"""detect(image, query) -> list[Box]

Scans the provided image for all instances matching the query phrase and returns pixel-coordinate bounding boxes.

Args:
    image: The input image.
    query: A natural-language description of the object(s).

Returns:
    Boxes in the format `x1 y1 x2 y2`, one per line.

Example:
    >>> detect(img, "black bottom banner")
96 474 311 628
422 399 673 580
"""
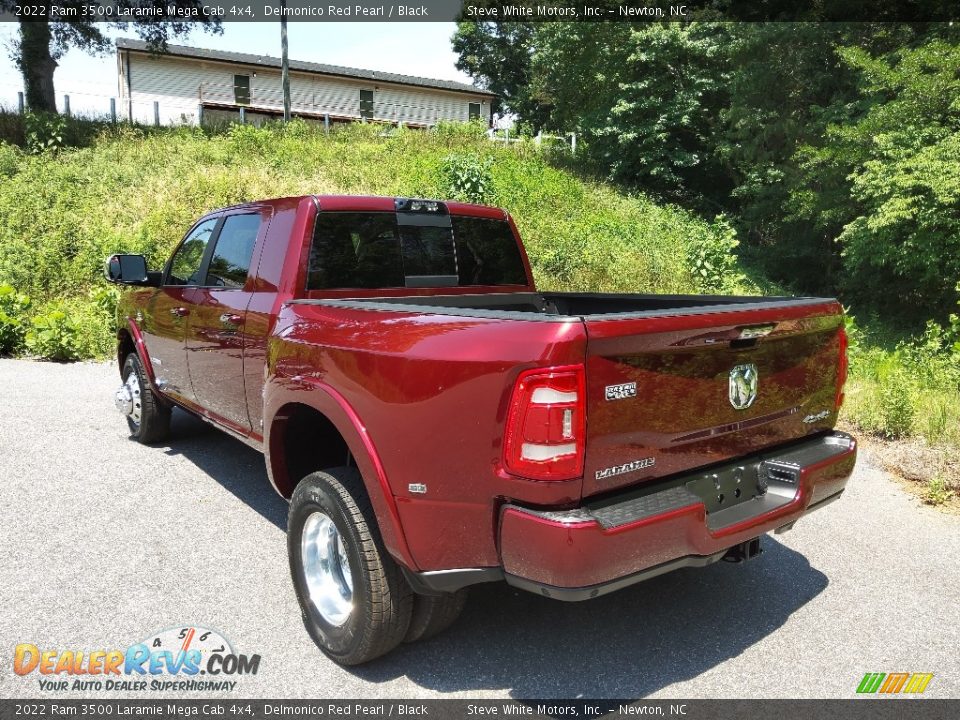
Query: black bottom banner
0 699 956 720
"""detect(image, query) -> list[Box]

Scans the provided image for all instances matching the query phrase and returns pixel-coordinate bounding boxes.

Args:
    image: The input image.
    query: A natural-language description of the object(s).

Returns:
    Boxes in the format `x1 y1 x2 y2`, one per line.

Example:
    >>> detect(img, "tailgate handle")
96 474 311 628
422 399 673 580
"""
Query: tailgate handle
737 324 775 339
730 324 776 350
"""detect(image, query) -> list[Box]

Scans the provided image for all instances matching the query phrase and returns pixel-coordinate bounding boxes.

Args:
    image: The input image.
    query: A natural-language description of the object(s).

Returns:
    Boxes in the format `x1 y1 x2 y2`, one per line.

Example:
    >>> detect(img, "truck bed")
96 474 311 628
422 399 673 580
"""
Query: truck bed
285 290 844 499
293 291 834 320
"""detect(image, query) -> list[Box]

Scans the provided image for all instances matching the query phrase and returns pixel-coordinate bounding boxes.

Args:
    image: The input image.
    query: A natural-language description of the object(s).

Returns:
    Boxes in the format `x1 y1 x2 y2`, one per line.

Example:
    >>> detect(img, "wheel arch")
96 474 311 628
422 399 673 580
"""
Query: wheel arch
265 383 417 571
117 328 136 374
118 318 159 390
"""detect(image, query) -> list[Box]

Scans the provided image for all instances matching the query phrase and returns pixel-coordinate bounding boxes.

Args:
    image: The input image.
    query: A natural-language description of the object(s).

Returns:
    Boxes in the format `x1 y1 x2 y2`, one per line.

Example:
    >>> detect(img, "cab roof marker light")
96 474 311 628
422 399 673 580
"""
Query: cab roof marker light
395 198 448 214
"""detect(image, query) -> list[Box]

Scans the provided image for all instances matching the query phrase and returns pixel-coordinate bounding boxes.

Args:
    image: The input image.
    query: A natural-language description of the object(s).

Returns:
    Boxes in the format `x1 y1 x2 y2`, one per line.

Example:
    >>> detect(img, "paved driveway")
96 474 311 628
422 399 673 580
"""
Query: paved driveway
1 359 957 699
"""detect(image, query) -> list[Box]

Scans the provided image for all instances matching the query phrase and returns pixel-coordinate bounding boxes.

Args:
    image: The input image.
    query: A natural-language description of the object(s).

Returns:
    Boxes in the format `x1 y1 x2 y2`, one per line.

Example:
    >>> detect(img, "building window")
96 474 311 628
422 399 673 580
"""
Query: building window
469 102 482 121
359 90 374 120
234 75 250 106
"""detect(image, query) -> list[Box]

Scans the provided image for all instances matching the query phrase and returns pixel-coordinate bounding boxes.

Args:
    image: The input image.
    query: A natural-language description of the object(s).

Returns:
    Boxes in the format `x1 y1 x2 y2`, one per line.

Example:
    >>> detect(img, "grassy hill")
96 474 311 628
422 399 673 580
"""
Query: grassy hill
0 116 957 483
0 118 745 356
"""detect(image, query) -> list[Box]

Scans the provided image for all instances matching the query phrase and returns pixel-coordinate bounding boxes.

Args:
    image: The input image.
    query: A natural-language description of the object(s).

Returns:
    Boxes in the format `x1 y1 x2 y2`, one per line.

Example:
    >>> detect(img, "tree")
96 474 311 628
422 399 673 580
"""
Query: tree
529 22 634 136
535 22 731 201
3 1 220 113
451 20 547 130
810 39 960 319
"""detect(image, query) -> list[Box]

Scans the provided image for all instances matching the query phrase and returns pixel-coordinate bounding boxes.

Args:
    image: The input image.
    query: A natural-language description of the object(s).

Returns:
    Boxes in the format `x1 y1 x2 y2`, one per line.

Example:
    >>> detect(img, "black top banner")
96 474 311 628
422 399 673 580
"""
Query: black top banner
2 0 958 23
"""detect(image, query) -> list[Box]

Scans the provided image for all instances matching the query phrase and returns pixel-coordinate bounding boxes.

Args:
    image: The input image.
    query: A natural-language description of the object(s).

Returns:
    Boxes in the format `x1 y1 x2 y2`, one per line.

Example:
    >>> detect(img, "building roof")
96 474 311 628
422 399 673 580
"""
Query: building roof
115 38 495 98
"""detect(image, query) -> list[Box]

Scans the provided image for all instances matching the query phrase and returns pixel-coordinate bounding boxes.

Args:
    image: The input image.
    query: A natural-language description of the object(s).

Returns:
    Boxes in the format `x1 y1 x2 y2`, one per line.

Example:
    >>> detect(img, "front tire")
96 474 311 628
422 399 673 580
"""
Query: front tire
121 353 170 444
288 468 412 665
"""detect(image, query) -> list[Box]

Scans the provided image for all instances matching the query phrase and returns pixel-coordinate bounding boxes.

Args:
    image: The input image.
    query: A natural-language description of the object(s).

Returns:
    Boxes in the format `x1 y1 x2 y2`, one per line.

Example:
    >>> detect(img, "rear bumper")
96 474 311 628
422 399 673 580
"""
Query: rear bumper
498 431 856 601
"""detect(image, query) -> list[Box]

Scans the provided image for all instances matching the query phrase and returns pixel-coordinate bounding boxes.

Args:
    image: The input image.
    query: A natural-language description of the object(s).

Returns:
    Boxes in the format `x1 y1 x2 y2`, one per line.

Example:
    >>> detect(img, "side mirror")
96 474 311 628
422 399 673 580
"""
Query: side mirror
105 254 149 285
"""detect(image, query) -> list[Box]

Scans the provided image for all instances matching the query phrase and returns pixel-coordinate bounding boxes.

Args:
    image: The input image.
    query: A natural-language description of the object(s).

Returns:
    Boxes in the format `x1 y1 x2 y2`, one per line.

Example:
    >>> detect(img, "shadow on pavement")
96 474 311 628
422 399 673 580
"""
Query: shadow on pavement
160 408 288 531
353 538 827 699
154 409 828 699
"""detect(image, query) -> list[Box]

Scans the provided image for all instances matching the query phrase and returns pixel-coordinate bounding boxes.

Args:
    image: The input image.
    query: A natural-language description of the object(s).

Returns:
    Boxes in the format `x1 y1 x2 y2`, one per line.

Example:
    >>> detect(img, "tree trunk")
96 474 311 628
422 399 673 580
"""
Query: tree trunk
17 19 58 113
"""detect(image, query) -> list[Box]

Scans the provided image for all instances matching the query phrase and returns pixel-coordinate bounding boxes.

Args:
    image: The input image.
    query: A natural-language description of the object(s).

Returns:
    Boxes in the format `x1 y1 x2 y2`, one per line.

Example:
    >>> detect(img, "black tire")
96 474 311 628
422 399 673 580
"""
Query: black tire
404 589 468 643
288 468 412 665
122 353 170 444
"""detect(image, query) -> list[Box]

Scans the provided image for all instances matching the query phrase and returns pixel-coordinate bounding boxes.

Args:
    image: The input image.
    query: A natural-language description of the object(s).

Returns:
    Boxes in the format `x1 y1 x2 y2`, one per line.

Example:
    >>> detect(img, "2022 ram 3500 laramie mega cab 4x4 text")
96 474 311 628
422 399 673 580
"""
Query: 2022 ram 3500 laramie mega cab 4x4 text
106 195 856 664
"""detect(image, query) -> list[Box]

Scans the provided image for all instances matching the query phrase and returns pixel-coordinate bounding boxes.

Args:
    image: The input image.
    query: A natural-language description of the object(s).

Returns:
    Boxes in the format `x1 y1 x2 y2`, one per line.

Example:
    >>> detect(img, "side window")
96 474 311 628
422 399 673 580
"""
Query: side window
307 213 403 289
234 75 250 106
468 102 482 121
205 213 261 288
359 90 374 120
167 219 217 286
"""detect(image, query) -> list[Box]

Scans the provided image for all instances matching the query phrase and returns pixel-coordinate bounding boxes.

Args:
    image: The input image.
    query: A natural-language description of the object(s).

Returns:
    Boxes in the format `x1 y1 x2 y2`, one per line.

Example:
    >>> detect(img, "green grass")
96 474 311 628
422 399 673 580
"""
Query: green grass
0 116 742 357
842 321 960 450
1 112 957 462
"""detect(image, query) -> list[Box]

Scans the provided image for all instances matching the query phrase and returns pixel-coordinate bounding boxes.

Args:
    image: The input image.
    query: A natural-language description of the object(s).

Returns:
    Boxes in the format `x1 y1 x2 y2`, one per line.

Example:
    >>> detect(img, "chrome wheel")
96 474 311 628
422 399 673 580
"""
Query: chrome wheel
301 511 354 626
116 370 143 427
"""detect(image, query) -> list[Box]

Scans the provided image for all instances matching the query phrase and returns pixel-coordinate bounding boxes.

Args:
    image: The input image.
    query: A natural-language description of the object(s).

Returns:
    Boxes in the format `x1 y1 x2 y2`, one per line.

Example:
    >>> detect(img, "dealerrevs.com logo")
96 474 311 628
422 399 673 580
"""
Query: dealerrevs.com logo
13 626 260 692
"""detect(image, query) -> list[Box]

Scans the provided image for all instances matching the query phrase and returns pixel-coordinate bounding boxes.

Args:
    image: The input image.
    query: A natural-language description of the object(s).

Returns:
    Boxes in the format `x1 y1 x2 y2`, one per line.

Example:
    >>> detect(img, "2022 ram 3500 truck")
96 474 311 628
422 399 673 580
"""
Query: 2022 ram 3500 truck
106 195 856 664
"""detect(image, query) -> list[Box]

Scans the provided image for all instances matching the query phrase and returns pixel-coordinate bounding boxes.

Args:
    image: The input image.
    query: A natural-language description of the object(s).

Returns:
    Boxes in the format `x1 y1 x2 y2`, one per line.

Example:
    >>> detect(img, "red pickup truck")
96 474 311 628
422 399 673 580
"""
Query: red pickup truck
106 195 856 664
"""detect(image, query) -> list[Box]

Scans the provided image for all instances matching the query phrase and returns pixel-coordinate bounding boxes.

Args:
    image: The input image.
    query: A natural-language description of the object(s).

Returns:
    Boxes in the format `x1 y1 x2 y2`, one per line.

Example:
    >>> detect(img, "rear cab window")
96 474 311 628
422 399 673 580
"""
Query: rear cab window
307 209 527 291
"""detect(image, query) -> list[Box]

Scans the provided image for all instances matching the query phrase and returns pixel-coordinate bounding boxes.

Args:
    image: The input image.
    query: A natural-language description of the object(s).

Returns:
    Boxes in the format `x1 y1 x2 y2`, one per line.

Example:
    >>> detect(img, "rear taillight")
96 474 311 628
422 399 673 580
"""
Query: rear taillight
503 365 586 481
836 326 849 409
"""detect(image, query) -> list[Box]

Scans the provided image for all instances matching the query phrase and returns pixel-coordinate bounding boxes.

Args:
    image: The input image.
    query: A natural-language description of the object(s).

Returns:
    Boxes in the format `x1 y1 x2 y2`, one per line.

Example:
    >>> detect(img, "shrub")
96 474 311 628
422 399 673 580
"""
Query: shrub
0 141 21 178
876 362 916 439
947 282 960 353
686 215 742 293
227 122 273 155
924 475 954 506
73 287 121 358
25 308 81 361
0 283 31 355
24 111 66 155
440 153 495 204
89 284 120 320
430 119 489 145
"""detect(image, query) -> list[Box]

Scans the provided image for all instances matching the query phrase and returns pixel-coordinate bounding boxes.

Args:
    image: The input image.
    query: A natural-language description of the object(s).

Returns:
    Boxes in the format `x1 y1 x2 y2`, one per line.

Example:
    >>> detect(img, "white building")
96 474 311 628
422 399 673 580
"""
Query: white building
115 38 495 127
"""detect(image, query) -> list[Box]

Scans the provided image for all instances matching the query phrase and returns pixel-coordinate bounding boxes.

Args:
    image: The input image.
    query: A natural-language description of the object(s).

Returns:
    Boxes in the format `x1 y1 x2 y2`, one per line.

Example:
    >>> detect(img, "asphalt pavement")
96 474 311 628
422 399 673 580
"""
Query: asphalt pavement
1 358 958 700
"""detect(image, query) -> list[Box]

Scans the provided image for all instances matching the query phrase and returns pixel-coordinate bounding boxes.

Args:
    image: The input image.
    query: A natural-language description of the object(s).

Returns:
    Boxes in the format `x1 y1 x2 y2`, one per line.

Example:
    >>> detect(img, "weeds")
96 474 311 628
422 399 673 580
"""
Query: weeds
0 284 31 355
924 475 955 506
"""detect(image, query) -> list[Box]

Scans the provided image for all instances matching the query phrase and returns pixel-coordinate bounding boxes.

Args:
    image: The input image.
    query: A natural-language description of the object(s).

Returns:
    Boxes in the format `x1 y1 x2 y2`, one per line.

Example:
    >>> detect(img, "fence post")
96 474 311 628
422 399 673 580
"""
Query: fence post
197 104 203 127
153 101 160 126
570 132 577 155
239 106 246 125
18 91 24 114
110 98 116 123
324 114 330 135
64 95 71 116
505 128 509 144
535 131 542 146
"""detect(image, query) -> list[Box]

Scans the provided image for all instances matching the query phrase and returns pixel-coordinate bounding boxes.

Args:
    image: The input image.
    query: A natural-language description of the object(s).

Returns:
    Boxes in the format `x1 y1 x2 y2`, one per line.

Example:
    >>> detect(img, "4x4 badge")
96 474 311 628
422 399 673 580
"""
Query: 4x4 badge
729 364 758 410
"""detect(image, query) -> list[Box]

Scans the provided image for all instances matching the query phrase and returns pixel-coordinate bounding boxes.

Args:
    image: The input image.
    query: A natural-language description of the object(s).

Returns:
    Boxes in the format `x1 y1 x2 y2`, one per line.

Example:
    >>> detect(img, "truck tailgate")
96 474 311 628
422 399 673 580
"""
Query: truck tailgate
581 301 845 499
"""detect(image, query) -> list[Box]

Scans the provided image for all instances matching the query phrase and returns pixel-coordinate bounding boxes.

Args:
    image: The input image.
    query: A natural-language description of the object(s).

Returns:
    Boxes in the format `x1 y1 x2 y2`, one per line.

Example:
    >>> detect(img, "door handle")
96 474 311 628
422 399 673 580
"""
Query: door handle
219 313 243 326
170 307 189 318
